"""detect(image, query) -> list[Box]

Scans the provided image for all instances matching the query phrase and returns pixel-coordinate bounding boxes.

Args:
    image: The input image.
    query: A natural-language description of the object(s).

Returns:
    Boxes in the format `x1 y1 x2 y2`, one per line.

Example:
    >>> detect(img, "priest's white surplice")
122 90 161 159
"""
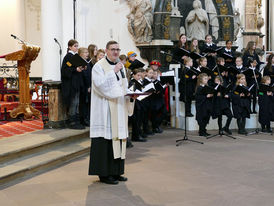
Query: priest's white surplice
89 58 134 141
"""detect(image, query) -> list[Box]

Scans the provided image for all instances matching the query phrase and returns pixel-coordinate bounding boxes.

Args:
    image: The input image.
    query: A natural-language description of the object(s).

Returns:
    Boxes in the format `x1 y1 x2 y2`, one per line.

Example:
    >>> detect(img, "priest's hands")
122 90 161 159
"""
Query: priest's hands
114 62 124 73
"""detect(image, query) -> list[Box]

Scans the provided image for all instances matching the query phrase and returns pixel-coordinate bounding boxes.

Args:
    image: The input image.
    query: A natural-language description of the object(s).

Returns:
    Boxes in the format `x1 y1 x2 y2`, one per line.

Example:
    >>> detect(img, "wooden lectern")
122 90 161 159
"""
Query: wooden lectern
1 44 41 120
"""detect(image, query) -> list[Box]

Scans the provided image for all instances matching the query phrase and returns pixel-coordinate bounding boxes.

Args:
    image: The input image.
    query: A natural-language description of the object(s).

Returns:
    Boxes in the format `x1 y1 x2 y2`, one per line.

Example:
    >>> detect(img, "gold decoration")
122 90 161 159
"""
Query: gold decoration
220 4 228 15
166 0 172 12
164 29 170 39
216 0 223 4
224 32 230 41
223 17 230 29
164 15 170 26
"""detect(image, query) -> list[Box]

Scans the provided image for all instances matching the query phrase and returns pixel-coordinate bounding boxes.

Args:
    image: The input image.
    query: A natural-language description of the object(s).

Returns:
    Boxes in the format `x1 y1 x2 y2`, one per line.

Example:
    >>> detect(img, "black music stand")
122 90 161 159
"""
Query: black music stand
160 51 204 146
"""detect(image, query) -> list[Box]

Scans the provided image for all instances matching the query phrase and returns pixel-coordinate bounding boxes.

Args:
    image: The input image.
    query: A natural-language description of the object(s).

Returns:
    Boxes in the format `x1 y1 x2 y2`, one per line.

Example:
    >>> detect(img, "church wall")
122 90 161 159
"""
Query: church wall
75 0 148 65
0 0 26 64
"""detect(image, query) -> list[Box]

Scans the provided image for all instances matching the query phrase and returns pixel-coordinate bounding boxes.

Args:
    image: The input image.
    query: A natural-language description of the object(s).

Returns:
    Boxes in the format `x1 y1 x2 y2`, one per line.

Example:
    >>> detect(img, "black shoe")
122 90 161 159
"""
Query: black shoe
99 176 119 185
199 132 207 137
156 127 163 133
113 175 128 182
266 128 272 133
252 111 257 114
141 133 148 138
223 127 232 135
186 112 194 117
132 136 147 142
126 140 134 148
261 128 267 133
238 130 247 135
205 132 211 136
69 123 85 130
153 127 163 134
219 130 224 135
144 131 154 136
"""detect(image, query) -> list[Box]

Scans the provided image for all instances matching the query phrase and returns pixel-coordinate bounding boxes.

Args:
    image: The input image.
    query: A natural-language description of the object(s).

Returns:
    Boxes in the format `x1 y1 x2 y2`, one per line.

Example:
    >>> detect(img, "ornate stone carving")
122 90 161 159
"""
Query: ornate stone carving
185 0 209 41
127 0 153 43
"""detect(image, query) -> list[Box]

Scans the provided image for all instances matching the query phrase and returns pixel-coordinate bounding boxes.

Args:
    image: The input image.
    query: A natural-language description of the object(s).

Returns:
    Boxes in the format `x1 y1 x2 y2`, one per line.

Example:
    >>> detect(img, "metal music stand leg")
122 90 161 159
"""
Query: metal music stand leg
207 131 236 140
176 74 203 146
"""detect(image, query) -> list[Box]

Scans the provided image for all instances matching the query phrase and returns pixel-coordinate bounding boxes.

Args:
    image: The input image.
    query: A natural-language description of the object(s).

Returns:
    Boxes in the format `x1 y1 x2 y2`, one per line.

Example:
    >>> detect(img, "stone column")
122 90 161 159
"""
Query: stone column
41 0 63 81
242 0 264 48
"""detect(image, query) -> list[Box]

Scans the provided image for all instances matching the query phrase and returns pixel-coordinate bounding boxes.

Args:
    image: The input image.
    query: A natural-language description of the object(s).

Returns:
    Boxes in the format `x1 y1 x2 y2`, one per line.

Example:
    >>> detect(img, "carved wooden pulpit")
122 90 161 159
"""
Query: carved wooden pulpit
1 44 41 120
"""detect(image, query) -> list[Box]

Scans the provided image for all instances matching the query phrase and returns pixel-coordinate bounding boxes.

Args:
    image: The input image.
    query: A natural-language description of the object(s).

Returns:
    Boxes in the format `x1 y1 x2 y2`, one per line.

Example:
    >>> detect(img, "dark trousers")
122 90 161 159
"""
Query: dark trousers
237 117 246 131
88 138 124 177
151 106 167 130
198 116 210 134
217 108 233 130
131 107 142 139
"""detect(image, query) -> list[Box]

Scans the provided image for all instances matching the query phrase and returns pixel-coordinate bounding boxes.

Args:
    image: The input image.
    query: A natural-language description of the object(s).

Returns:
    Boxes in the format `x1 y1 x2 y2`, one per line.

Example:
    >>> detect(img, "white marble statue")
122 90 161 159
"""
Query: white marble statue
205 0 219 40
127 0 153 43
185 0 209 41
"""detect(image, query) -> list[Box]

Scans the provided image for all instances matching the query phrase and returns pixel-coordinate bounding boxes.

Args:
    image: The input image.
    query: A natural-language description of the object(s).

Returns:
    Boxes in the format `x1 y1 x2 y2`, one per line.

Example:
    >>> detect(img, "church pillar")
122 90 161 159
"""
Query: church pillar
41 0 63 81
242 0 264 48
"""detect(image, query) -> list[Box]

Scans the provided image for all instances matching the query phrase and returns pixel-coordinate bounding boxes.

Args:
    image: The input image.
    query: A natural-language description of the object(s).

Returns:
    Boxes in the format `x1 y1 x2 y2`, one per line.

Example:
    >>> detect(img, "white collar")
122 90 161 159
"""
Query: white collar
225 48 231 52
206 43 213 47
68 50 76 55
236 65 242 69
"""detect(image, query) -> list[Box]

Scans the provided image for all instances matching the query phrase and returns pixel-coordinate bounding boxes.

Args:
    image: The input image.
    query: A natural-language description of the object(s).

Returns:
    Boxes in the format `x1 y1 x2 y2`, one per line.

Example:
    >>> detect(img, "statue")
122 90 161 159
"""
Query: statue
234 9 241 41
205 0 219 40
185 0 209 41
127 0 153 43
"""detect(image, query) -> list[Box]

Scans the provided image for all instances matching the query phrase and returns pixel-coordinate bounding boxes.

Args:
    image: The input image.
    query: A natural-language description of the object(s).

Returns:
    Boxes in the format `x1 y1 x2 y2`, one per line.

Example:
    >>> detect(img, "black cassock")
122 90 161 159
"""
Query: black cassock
258 92 273 125
212 94 232 119
88 138 124 177
200 43 218 70
263 65 274 84
231 87 251 119
195 86 213 126
61 52 84 106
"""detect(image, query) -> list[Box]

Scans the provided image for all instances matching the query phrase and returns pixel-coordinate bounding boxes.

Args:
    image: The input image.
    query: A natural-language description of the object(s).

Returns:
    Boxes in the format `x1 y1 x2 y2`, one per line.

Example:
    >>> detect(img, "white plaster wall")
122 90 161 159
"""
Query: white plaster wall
25 0 42 77
0 0 25 65
75 0 147 65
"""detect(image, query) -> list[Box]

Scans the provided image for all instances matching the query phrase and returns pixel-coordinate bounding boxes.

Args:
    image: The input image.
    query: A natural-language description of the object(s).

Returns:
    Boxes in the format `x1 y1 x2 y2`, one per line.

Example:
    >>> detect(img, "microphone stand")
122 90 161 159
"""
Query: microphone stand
11 34 25 44
54 38 62 69
160 51 204 145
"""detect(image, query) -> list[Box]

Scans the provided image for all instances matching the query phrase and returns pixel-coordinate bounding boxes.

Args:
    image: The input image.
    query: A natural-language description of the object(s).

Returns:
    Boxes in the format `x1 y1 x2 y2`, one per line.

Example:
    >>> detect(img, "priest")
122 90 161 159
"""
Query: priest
88 40 135 185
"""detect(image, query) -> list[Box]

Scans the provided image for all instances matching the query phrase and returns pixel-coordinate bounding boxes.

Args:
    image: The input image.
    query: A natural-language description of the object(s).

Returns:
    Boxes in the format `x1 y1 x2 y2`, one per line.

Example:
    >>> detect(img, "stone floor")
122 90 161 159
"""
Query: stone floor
1 128 274 206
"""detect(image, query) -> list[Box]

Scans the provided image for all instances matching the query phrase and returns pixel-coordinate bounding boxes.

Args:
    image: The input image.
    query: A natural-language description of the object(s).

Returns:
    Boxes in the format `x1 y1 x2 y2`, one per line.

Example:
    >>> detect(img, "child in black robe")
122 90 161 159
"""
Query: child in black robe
231 74 251 135
129 69 147 142
179 57 197 117
258 76 273 133
212 76 233 135
195 73 214 136
61 39 85 129
151 70 167 133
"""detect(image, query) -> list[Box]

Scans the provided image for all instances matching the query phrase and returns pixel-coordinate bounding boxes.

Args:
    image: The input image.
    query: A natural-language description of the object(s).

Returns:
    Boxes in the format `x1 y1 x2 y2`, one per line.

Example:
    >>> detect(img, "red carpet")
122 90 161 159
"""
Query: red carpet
0 119 43 139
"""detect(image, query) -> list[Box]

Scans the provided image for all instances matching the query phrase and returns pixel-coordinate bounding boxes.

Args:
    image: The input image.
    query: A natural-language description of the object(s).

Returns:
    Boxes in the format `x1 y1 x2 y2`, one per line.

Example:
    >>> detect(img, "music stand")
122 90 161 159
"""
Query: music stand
160 51 204 146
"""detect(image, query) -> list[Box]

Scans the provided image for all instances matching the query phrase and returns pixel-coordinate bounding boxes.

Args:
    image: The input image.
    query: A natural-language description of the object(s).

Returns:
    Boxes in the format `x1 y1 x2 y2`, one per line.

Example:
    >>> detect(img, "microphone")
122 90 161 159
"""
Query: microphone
10 34 25 44
54 38 61 46
116 58 125 78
